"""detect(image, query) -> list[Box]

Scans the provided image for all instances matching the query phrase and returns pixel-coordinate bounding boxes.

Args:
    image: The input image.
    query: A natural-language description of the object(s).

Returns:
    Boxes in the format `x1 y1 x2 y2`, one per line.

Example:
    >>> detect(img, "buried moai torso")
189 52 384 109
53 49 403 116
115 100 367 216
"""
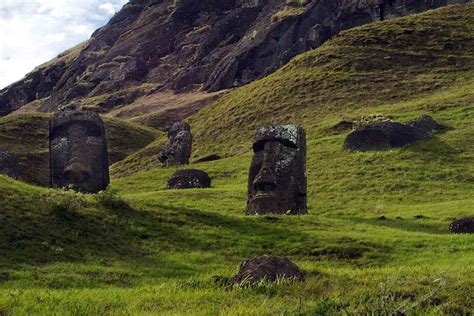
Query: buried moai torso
246 125 307 215
0 150 19 179
49 110 109 193
159 122 192 167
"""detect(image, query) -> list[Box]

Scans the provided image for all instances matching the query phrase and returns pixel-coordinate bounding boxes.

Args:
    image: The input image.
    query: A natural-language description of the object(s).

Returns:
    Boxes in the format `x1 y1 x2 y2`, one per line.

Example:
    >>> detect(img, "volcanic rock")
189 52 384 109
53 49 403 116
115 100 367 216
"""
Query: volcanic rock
408 115 444 133
1 0 469 116
449 216 474 234
0 150 19 179
343 121 431 151
231 255 304 286
167 169 211 189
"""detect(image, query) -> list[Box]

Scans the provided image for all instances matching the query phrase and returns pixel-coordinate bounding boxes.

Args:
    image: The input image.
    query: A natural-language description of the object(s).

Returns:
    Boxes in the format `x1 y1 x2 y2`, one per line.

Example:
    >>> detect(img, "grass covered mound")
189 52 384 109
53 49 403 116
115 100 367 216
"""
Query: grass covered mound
0 4 473 315
187 3 474 158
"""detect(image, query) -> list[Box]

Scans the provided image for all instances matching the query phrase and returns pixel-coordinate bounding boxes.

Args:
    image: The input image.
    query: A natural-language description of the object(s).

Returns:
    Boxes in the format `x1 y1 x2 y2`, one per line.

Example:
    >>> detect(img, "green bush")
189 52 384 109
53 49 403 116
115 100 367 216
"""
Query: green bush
41 189 86 218
94 186 131 210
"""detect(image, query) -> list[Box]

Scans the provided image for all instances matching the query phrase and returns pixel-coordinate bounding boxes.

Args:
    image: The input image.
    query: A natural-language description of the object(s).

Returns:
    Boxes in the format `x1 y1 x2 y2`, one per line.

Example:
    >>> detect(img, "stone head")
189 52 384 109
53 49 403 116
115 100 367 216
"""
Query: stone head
247 125 307 215
49 110 109 193
159 121 192 167
168 121 191 141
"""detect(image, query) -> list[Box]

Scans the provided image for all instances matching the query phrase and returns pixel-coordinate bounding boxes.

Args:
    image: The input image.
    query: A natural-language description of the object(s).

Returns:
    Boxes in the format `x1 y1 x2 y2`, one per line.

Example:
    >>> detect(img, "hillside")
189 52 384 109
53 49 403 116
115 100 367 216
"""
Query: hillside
0 0 470 121
0 3 473 315
112 2 474 176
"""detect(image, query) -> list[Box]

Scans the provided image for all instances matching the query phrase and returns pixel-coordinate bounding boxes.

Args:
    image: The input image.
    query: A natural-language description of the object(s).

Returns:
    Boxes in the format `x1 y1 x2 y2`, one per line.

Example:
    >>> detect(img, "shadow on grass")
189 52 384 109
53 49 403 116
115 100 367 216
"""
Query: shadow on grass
348 216 448 234
0 200 312 276
140 203 314 256
404 134 460 163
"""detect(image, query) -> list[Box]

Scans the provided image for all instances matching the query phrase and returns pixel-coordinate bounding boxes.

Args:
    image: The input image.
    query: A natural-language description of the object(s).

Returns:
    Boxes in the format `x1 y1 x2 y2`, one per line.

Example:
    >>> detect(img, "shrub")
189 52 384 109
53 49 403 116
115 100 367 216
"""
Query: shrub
41 189 86 219
95 186 131 210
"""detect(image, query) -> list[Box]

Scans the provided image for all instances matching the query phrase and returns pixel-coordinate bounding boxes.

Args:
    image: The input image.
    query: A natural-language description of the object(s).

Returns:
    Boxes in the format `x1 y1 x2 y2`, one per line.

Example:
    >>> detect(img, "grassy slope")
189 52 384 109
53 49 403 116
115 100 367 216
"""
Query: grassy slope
0 4 474 315
0 113 160 185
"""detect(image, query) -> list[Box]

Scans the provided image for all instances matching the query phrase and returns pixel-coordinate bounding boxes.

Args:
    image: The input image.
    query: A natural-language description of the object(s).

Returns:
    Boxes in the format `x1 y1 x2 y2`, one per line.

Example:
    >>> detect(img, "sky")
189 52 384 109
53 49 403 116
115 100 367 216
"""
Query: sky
0 0 128 89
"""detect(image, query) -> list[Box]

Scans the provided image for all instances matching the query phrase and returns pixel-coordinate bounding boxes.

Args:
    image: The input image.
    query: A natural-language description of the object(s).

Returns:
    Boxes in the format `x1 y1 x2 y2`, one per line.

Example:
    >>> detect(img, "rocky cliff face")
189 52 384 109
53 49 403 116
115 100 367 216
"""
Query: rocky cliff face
0 0 470 116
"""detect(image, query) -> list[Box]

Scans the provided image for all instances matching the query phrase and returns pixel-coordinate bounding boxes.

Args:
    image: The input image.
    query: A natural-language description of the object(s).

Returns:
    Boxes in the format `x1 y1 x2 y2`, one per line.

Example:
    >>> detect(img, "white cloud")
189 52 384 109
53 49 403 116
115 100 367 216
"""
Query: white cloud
0 0 129 89
100 3 117 15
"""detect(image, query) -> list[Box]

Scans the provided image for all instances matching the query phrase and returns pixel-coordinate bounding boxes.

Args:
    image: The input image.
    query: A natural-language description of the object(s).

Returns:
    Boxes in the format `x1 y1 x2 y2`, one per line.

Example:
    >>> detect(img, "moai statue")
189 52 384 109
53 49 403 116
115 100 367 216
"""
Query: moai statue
0 150 19 179
246 125 307 215
159 122 192 167
49 110 109 193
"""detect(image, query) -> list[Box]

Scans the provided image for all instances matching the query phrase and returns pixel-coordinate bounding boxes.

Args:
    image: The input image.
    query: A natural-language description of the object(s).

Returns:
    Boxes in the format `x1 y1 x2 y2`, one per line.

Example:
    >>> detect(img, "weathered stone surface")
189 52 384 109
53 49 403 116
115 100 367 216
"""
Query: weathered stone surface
449 216 474 234
49 110 109 193
159 122 192 167
0 61 67 116
0 150 18 179
343 121 431 152
408 115 444 133
247 124 307 215
167 169 211 189
204 0 472 92
89 56 148 96
1 0 470 115
231 255 304 286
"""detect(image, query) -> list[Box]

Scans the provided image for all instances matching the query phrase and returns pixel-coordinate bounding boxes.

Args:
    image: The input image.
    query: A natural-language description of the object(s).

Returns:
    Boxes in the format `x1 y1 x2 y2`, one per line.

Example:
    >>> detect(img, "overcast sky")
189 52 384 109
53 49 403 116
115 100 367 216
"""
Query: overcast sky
0 0 128 89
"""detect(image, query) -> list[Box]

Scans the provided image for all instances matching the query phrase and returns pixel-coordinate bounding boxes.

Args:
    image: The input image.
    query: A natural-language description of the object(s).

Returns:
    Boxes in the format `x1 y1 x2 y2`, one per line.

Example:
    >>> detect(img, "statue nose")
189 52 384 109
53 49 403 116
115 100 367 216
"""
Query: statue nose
253 165 277 192
63 163 91 184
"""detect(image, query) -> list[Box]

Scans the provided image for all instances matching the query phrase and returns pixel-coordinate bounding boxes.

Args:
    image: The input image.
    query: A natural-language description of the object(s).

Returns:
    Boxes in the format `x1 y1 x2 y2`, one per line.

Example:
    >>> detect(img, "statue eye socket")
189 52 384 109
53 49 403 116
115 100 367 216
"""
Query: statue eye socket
253 141 265 152
52 128 67 139
252 139 297 152
86 124 101 137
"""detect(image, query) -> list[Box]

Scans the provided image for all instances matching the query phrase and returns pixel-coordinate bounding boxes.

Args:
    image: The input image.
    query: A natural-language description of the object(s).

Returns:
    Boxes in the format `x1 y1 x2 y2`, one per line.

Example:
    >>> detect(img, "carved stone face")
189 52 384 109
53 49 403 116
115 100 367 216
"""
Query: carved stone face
49 110 109 193
247 125 307 215
159 121 192 167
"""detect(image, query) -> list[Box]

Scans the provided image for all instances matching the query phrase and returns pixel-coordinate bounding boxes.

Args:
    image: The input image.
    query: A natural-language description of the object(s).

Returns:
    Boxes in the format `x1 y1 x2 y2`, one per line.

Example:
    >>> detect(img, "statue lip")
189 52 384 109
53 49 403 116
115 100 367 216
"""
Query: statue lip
251 192 277 200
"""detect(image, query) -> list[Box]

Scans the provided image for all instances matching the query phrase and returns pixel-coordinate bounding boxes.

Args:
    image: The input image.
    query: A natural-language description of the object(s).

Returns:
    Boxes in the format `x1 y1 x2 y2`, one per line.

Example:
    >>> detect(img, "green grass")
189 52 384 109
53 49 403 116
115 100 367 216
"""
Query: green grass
0 4 474 315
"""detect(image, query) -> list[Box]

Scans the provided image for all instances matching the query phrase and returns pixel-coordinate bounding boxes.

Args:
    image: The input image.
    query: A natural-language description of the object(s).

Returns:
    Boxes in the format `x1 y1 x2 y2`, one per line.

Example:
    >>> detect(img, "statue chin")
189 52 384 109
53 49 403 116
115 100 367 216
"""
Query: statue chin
63 182 92 193
247 195 289 215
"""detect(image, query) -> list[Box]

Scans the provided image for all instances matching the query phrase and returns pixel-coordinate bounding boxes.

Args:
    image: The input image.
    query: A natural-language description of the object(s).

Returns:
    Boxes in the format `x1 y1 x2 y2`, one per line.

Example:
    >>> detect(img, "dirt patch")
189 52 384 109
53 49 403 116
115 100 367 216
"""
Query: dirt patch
108 90 225 130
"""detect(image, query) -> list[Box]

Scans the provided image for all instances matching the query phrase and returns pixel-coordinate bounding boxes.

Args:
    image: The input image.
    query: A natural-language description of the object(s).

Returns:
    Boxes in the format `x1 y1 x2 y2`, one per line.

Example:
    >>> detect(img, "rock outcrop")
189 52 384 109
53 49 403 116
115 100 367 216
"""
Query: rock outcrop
1 0 471 116
343 115 445 151
408 115 445 133
450 216 474 234
167 169 211 189
343 121 432 151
